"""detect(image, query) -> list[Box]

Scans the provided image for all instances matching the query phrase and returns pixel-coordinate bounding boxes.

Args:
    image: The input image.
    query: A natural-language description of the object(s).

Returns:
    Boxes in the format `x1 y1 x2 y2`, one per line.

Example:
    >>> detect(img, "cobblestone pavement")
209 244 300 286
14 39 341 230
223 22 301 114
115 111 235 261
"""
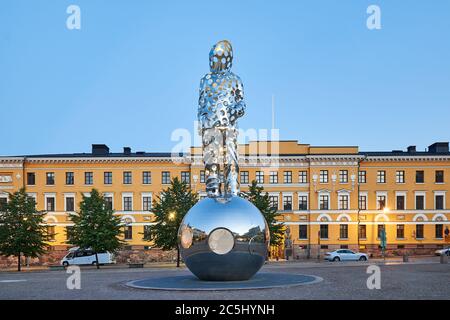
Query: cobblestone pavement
0 259 448 300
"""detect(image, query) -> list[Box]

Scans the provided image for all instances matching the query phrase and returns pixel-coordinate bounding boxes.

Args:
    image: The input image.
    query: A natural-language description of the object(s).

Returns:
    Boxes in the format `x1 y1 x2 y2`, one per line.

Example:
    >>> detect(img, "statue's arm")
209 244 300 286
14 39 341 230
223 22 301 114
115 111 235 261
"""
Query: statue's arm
234 77 246 118
198 77 208 135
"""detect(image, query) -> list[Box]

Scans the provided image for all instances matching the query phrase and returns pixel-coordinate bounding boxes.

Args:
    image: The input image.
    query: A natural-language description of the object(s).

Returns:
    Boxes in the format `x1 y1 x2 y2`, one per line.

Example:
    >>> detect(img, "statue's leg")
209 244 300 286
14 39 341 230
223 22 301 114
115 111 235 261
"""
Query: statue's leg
203 128 222 197
224 128 239 196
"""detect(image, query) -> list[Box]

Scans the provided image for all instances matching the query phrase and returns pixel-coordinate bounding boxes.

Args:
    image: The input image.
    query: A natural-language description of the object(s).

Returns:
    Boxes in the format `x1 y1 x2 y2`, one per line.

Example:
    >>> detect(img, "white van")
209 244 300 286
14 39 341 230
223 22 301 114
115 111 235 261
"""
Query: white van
61 248 116 266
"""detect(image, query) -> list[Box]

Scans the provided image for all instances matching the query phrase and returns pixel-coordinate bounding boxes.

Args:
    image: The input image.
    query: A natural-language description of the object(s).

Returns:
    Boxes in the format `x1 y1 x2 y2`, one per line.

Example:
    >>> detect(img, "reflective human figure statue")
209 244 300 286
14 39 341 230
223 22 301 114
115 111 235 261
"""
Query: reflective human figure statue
198 40 246 197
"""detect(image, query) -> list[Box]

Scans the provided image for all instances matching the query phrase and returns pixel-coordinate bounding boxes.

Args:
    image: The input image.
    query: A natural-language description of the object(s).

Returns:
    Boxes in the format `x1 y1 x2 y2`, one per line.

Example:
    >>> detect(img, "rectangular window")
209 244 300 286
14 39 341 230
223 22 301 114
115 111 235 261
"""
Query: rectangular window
298 171 308 184
359 195 367 210
435 170 444 183
319 170 328 183
270 171 278 184
416 170 425 183
283 195 292 211
65 197 74 212
269 196 279 210
283 171 292 184
46 226 56 241
416 224 424 239
46 172 55 185
339 194 349 210
200 171 205 183
416 195 425 210
124 226 133 240
66 226 74 243
396 195 405 210
181 171 190 184
123 171 132 184
255 171 264 184
435 195 444 210
339 224 348 239
358 171 367 184
27 172 36 185
85 172 93 185
339 170 348 183
435 224 443 239
319 195 329 210
162 171 171 184
65 172 74 185
142 171 152 184
397 224 405 239
123 196 132 211
299 225 308 240
104 196 113 210
143 225 151 239
298 196 308 210
396 171 405 184
104 172 112 185
46 197 55 212
143 196 152 211
359 225 367 239
240 171 249 184
377 195 386 210
377 171 386 184
320 225 328 239
377 225 385 239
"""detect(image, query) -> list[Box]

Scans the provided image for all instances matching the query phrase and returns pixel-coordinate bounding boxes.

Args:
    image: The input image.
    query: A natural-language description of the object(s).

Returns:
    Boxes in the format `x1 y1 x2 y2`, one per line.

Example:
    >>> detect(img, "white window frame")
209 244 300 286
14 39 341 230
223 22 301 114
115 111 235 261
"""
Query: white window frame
434 191 446 210
376 191 388 210
337 191 350 210
103 192 114 210
141 192 153 211
268 192 280 211
318 191 331 210
63 193 76 212
298 192 309 211
359 192 368 210
395 191 407 211
122 192 133 211
414 191 426 210
44 193 56 212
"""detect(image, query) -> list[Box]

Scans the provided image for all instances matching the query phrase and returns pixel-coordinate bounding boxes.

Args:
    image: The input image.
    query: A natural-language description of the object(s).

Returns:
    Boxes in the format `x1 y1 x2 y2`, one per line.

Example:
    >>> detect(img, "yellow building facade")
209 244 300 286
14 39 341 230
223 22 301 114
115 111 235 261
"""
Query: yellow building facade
0 141 449 258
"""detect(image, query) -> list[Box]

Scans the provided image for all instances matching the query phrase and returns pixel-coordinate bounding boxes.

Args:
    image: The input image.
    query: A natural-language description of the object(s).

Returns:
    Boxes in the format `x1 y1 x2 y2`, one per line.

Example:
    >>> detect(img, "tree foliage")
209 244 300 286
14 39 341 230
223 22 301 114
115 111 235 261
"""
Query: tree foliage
0 188 47 271
241 180 285 246
143 177 198 266
68 189 124 268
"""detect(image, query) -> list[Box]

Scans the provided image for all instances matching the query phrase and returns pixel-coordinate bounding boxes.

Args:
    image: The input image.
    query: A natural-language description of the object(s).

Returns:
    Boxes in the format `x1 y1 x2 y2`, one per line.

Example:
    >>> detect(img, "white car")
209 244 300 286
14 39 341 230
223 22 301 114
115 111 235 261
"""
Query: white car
434 247 450 256
325 249 369 262
61 247 116 266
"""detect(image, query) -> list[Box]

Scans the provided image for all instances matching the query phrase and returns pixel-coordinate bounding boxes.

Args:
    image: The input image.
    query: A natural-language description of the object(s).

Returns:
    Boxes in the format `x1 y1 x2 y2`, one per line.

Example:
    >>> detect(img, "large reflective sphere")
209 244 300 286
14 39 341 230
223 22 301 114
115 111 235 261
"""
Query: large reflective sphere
178 196 269 281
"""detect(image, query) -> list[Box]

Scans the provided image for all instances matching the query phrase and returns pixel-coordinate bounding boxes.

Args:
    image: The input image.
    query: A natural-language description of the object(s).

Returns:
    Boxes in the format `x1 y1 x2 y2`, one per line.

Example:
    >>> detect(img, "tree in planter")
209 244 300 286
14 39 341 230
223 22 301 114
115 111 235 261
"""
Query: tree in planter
0 188 47 272
143 177 198 267
68 189 124 269
241 180 285 249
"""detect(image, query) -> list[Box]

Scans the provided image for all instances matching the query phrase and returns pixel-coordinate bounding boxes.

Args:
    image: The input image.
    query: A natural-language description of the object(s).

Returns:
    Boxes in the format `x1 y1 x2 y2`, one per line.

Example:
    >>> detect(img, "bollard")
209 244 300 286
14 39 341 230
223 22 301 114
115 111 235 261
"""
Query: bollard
440 254 448 264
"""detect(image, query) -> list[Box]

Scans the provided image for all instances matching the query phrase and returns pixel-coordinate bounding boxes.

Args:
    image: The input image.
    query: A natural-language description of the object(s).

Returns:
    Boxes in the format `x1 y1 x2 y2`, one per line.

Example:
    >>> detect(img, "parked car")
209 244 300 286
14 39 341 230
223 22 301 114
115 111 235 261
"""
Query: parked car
434 247 450 256
324 249 369 262
61 247 116 266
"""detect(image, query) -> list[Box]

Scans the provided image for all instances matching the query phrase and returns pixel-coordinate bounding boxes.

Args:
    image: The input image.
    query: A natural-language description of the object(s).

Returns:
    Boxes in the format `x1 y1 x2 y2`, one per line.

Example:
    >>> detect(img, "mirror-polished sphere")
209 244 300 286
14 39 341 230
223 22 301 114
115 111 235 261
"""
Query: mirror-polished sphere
178 196 270 281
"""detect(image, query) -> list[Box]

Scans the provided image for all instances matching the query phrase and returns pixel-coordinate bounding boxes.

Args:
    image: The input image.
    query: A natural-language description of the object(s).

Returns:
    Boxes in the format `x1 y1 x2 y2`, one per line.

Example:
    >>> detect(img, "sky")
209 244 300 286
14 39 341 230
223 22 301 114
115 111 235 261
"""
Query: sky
1 0 449 156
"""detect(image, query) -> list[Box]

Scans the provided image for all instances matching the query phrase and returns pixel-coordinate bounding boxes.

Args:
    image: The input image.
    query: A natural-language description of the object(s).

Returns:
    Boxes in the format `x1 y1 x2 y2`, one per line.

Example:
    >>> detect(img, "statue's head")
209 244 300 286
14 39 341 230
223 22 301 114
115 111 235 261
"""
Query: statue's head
209 40 233 73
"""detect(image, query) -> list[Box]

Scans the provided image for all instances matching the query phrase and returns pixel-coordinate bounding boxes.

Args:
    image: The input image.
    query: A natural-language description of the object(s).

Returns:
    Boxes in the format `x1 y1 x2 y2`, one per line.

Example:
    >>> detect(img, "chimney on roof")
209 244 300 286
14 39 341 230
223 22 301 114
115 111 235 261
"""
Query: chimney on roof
92 144 109 155
123 147 131 155
428 142 449 153
407 146 416 153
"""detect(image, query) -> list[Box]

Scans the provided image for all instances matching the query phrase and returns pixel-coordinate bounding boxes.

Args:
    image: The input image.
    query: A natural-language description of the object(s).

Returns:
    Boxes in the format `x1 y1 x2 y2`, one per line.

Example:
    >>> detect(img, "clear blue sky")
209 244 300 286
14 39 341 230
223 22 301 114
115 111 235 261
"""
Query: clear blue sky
1 0 449 156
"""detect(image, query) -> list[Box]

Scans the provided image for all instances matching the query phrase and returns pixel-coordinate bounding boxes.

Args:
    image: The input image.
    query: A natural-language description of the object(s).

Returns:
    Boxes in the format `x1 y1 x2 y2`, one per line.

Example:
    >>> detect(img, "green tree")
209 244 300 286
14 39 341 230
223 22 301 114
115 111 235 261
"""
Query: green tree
241 180 285 247
143 177 198 267
68 189 124 269
0 188 47 272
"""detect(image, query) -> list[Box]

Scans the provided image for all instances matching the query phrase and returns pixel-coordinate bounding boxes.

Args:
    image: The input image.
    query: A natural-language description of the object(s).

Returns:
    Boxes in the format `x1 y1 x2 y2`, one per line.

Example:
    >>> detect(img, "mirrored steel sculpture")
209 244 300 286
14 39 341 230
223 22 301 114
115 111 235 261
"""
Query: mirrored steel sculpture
178 40 269 281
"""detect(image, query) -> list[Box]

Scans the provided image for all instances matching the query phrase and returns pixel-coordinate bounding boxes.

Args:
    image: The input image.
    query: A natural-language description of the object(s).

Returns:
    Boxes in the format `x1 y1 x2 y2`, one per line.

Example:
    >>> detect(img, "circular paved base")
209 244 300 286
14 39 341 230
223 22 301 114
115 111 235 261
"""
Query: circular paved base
126 272 322 291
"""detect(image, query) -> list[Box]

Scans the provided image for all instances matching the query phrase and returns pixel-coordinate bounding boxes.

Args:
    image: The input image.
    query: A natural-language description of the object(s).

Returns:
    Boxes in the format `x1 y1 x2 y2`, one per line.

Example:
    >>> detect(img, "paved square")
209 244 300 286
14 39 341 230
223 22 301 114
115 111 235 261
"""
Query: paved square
0 260 448 300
